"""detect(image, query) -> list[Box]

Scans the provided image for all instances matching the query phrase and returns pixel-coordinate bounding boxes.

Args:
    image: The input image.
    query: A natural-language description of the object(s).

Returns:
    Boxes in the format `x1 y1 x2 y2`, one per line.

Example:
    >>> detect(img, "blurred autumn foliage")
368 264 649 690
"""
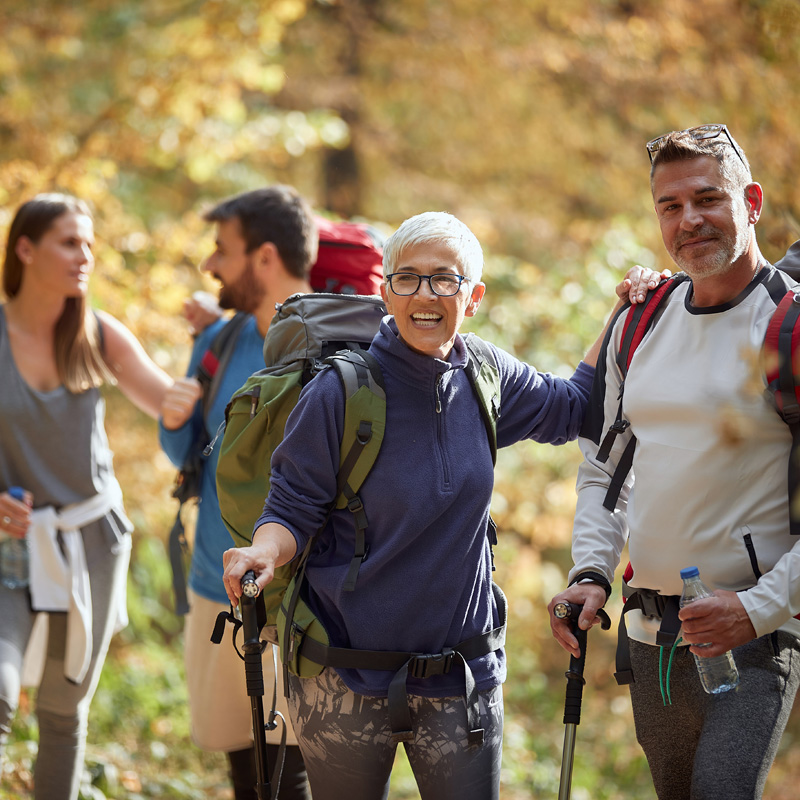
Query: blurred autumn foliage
2 0 800 797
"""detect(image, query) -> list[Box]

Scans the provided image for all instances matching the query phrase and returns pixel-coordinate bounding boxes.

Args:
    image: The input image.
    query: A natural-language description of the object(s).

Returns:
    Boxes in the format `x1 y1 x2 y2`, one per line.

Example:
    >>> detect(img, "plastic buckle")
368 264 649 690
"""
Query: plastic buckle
781 402 800 426
347 496 365 515
609 419 630 435
409 649 454 679
637 589 666 620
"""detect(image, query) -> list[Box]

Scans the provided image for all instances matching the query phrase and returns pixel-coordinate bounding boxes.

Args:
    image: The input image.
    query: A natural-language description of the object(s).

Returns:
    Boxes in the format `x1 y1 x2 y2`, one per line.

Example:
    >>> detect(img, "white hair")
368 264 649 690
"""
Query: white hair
382 212 484 283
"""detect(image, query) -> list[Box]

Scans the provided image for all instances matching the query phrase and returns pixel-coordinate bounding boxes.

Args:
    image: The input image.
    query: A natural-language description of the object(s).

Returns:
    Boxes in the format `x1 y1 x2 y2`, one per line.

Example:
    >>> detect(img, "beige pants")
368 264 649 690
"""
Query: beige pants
183 589 297 751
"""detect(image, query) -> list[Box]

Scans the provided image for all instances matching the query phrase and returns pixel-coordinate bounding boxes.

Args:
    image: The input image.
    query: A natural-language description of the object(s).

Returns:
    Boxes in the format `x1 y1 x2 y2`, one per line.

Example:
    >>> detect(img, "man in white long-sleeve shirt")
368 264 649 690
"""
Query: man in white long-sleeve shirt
548 125 800 800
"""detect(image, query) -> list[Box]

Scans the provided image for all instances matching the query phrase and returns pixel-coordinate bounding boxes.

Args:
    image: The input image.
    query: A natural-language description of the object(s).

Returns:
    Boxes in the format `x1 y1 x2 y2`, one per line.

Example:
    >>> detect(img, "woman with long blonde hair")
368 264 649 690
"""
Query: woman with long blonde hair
0 193 172 799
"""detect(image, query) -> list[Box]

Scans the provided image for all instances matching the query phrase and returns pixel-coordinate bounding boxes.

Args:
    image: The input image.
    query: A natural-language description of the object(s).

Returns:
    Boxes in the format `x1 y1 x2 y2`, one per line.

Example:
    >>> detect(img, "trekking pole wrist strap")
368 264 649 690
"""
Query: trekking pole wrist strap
569 571 612 600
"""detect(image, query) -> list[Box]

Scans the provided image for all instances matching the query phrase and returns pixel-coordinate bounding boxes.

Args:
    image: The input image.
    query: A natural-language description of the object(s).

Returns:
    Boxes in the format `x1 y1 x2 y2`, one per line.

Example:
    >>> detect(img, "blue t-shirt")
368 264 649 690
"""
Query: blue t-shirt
159 315 265 605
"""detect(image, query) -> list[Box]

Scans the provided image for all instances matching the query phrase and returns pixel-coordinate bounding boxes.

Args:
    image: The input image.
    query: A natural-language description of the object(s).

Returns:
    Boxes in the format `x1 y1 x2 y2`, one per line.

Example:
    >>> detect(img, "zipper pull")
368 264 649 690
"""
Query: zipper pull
288 622 301 661
435 375 442 414
249 385 261 419
203 419 227 456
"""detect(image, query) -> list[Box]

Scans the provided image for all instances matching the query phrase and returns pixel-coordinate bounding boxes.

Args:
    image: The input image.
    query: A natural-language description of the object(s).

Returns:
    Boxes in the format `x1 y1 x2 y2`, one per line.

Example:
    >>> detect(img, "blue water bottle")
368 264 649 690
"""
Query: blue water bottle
0 487 30 590
679 566 739 694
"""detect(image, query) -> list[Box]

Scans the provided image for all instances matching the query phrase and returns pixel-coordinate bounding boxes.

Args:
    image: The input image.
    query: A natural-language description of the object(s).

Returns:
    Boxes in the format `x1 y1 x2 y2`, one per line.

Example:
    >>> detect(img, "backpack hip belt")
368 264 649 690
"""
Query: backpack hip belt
613 586 681 686
296 580 508 746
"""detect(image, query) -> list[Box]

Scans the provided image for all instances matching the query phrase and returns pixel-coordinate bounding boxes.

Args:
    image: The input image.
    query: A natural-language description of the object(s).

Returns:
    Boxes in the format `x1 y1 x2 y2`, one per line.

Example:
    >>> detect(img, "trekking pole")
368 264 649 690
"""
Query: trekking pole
241 570 271 800
554 602 611 800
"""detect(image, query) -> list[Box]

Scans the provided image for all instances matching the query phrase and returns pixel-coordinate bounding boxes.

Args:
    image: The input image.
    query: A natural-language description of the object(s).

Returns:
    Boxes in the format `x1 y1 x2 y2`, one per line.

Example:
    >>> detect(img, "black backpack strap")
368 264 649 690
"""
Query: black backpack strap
197 311 250 416
326 349 386 591
168 512 192 616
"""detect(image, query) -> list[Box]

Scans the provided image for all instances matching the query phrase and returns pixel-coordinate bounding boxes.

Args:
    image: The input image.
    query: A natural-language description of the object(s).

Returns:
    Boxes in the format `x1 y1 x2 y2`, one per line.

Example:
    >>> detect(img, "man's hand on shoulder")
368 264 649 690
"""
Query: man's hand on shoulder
617 265 673 306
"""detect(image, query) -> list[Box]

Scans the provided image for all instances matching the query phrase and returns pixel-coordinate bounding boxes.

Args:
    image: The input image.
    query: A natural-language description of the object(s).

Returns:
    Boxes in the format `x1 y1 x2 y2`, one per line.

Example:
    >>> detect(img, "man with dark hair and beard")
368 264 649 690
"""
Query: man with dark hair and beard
160 186 316 800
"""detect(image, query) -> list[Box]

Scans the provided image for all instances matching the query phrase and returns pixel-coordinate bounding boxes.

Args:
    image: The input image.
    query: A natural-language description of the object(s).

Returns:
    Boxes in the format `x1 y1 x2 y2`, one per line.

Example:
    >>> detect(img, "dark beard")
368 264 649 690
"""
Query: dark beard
217 259 264 313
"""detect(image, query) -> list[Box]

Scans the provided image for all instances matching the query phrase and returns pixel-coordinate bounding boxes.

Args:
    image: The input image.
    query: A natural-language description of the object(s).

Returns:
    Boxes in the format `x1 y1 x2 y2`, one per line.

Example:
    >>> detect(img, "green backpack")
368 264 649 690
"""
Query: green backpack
214 293 387 640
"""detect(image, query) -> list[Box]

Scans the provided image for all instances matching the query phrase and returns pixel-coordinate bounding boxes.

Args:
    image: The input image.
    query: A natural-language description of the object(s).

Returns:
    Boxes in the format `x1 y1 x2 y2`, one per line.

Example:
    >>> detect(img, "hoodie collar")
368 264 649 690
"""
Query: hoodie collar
371 317 467 388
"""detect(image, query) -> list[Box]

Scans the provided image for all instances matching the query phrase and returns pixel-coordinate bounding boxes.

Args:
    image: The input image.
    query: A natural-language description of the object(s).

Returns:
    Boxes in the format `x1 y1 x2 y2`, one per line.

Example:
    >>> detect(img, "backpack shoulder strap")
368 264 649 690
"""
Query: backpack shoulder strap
763 280 800 535
462 334 503 569
616 273 689 377
765 286 800 426
598 274 687 511
326 348 387 591
328 348 386 494
463 333 501 466
196 311 250 418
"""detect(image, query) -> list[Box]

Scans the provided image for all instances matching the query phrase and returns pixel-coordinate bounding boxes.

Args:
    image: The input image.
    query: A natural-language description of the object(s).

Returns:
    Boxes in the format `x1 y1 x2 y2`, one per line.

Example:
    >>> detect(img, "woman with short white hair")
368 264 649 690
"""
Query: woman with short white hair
223 211 657 800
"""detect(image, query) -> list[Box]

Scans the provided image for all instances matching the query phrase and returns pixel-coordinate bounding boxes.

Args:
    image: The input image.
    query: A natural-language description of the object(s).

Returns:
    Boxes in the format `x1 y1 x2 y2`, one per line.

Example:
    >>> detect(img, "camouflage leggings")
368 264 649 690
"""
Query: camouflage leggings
287 668 503 800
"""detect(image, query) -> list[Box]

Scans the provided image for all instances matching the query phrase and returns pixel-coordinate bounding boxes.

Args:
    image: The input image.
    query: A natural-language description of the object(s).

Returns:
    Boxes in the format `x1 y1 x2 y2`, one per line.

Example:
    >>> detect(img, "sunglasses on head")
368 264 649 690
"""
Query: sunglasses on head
646 124 746 167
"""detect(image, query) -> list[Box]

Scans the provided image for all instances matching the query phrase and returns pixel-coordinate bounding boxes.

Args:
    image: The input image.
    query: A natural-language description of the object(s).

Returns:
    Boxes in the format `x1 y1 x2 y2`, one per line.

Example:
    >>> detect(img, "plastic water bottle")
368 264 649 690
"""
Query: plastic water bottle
679 566 739 694
0 487 30 590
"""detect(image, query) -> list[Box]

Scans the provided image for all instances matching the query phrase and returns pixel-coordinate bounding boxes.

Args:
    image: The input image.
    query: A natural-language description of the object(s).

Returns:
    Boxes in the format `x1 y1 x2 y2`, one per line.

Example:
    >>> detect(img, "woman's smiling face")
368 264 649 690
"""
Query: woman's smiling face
380 240 485 360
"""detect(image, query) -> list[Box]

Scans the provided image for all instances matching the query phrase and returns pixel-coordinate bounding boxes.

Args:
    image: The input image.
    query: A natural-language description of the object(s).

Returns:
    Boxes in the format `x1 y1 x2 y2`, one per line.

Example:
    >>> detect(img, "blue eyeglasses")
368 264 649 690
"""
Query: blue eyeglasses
646 124 746 167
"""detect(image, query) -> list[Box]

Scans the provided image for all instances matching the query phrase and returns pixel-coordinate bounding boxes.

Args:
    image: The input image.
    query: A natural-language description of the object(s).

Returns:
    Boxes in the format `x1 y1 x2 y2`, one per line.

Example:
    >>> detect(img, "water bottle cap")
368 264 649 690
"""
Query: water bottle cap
8 487 25 501
680 566 700 579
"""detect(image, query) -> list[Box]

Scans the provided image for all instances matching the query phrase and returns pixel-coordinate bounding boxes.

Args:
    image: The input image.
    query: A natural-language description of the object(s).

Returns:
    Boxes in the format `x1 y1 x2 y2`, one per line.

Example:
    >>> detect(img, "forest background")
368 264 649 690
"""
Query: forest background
2 0 800 797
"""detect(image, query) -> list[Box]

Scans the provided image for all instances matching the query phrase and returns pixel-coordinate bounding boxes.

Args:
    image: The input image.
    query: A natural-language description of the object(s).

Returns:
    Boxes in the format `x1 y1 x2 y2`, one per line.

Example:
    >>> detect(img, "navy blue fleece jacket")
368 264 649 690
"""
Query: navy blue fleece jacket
256 317 594 698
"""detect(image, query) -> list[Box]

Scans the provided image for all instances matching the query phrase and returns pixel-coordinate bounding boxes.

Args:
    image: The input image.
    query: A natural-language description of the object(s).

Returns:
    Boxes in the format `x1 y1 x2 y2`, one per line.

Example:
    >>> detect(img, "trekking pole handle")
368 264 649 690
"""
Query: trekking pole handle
239 572 266 699
554 602 611 630
242 570 260 598
554 603 611 726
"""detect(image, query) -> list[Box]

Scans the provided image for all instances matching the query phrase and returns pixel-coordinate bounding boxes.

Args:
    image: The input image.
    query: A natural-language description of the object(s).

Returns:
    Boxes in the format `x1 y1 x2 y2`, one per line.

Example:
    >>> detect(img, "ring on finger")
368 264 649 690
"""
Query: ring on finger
2 516 10 526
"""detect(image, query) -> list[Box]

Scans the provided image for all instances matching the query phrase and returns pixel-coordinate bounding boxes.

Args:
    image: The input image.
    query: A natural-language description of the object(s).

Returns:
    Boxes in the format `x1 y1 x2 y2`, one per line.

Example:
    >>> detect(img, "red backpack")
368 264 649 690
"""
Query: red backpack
310 217 385 296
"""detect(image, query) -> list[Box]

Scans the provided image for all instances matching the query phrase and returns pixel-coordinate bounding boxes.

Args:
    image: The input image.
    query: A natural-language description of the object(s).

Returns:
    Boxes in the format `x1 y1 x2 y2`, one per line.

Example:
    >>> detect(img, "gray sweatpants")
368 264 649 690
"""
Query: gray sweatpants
628 633 800 800
0 521 130 800
287 667 504 800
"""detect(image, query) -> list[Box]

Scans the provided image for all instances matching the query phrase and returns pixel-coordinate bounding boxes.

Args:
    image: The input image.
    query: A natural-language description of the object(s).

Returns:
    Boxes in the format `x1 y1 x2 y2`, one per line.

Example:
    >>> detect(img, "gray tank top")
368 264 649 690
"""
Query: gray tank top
0 305 119 512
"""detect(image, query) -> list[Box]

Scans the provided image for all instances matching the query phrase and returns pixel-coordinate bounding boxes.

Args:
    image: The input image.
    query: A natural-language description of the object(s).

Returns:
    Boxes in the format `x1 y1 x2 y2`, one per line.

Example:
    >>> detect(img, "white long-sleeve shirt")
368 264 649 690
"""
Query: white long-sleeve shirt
570 266 800 644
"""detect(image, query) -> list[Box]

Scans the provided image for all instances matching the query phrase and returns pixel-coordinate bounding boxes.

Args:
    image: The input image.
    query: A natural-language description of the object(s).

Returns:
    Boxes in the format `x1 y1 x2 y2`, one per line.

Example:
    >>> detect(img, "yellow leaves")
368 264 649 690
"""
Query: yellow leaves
0 44 18 74
45 36 85 59
167 89 206 128
238 63 287 95
136 86 160 110
319 116 350 148
270 0 308 26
